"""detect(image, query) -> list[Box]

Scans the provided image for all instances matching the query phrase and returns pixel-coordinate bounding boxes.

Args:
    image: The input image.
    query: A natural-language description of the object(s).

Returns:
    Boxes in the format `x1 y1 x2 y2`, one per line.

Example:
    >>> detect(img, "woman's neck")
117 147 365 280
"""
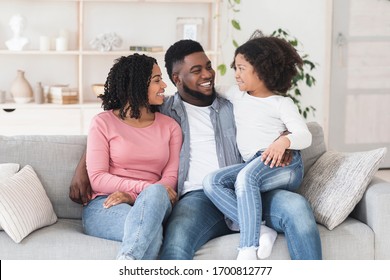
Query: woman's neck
114 107 155 128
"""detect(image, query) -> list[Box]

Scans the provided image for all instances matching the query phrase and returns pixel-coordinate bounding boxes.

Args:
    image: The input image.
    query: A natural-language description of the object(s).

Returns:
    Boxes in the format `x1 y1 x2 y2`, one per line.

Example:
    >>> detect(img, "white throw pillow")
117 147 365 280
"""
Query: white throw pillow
298 148 386 230
0 163 20 231
0 165 57 243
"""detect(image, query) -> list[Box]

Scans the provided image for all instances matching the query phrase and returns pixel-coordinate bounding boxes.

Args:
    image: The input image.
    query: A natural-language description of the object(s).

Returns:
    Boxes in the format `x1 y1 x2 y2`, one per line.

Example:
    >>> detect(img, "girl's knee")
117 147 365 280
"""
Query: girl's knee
202 173 217 195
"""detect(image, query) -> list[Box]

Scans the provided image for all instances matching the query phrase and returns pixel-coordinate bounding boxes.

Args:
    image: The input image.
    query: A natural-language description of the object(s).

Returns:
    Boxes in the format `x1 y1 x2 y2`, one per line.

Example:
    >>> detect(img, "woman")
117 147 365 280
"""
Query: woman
82 54 182 260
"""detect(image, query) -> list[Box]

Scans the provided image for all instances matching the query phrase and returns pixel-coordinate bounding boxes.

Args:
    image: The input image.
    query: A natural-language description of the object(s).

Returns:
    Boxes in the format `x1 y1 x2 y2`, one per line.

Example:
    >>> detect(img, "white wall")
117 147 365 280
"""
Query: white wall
217 0 332 127
0 0 331 127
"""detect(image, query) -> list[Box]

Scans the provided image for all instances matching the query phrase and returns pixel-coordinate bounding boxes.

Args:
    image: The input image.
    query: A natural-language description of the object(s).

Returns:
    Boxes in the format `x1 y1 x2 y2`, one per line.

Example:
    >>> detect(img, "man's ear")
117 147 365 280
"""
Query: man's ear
172 72 180 86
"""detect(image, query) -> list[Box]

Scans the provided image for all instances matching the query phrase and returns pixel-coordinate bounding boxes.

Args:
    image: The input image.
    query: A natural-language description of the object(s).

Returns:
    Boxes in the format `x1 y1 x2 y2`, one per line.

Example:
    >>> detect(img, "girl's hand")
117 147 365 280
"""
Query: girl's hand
261 137 291 168
103 191 135 208
164 186 178 206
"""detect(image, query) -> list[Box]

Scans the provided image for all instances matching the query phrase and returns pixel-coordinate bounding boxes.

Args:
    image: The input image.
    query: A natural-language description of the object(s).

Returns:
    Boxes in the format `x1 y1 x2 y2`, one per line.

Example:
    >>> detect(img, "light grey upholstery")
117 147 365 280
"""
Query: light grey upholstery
0 122 389 259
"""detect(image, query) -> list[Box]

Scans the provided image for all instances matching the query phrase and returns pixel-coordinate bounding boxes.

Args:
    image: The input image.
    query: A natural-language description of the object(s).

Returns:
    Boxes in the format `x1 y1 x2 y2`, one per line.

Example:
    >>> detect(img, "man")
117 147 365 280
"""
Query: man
69 40 322 260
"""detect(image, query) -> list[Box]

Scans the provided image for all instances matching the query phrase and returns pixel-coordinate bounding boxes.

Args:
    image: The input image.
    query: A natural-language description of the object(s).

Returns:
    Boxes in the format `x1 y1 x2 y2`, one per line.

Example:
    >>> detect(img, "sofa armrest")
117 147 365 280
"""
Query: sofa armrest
350 176 390 259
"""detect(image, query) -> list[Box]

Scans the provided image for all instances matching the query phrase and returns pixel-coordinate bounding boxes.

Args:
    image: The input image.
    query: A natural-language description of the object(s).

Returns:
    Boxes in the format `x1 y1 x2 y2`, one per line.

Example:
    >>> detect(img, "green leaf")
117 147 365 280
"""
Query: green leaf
231 19 241 30
217 64 227 76
233 39 239 48
289 39 298 47
234 0 241 4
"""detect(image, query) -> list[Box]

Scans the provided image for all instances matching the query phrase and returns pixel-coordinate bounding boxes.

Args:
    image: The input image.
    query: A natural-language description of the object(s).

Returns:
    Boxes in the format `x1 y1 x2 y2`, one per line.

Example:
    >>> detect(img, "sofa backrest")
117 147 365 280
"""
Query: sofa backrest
0 135 87 219
0 122 326 220
302 122 327 173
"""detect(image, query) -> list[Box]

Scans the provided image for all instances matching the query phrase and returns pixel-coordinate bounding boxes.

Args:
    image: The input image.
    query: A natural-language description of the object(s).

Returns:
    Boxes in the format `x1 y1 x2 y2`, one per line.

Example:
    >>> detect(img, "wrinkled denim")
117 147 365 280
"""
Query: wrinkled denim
203 150 304 249
82 184 171 260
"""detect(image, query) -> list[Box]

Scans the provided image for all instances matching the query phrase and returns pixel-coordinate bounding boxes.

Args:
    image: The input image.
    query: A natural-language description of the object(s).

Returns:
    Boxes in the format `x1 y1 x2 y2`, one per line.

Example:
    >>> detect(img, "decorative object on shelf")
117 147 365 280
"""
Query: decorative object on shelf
89 32 122 52
176 17 205 47
48 85 78 104
129 45 163 52
39 36 51 51
0 90 6 104
91 84 105 97
10 70 33 103
34 82 44 104
5 14 29 51
55 29 69 51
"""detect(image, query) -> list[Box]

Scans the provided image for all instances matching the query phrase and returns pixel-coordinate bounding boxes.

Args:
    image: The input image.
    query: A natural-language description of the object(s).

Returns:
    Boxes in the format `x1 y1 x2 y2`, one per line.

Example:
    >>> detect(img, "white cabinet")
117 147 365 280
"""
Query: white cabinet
0 107 82 135
0 0 220 134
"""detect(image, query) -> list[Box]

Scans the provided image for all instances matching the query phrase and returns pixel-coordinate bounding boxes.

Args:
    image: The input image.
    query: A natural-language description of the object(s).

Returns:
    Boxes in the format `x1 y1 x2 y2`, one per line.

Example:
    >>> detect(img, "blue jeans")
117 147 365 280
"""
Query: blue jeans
82 184 172 260
159 188 321 260
203 151 321 259
159 190 233 259
203 150 304 249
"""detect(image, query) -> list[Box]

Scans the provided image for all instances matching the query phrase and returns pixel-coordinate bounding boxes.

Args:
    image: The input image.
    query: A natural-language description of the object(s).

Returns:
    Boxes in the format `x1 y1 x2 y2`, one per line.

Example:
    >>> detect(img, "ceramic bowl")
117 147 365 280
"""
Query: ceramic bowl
92 84 104 96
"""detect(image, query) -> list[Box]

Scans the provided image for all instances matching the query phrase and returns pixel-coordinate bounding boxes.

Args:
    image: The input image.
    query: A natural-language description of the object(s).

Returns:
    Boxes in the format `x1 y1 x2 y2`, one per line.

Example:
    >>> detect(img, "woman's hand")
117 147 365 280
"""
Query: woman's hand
164 186 178 206
103 191 135 208
261 136 291 168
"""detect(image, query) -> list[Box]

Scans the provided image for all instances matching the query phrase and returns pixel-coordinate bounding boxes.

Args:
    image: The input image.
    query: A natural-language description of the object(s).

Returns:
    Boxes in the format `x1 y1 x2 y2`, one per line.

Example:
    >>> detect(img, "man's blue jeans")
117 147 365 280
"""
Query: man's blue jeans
82 184 172 260
203 150 305 250
160 169 321 259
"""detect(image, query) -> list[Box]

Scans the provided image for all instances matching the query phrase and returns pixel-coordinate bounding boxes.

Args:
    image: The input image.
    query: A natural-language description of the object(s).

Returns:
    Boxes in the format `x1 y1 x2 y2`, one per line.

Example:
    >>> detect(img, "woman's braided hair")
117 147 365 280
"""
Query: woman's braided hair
99 53 158 119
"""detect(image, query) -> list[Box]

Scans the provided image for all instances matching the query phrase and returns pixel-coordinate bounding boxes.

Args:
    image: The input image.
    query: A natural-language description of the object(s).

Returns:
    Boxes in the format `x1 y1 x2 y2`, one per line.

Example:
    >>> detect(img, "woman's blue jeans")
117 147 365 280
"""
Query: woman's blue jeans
82 184 172 260
203 151 319 255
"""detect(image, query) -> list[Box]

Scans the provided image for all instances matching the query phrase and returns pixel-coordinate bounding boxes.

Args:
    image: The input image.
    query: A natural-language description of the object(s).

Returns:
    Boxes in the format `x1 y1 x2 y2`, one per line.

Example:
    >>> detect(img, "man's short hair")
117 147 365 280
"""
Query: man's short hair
165 40 204 85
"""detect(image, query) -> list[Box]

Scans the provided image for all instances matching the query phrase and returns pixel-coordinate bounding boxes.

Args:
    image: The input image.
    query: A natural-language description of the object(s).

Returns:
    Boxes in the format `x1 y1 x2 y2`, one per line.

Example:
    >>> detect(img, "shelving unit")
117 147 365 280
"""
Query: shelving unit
0 0 221 135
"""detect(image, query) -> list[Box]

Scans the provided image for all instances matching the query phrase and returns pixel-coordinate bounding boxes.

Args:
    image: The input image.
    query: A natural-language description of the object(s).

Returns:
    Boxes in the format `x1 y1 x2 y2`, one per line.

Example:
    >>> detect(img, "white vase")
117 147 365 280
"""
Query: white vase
10 70 33 103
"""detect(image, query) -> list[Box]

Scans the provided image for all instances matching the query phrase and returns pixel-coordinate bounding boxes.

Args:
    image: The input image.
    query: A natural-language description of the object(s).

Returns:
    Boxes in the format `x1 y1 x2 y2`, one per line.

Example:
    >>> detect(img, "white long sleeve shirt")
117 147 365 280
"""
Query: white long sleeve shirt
225 85 312 161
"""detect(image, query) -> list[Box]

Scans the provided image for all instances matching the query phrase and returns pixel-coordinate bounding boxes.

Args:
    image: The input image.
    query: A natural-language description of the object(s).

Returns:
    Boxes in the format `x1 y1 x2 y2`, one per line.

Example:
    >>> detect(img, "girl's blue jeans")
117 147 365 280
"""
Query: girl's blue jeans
203 150 306 249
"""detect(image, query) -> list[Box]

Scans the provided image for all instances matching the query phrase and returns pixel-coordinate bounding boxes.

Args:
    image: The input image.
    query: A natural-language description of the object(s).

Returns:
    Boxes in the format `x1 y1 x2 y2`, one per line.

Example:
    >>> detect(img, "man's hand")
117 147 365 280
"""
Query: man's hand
164 186 178 206
69 151 92 205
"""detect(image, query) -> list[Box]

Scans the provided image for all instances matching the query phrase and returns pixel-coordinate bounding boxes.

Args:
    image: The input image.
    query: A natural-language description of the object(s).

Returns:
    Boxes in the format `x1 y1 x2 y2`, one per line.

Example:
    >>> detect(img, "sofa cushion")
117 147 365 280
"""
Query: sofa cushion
301 122 327 173
0 135 87 219
0 163 20 231
298 147 386 230
0 165 57 243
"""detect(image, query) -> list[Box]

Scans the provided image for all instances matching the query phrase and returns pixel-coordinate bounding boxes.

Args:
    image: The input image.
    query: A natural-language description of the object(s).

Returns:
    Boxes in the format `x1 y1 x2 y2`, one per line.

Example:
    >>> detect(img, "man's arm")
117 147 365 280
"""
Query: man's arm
69 150 92 205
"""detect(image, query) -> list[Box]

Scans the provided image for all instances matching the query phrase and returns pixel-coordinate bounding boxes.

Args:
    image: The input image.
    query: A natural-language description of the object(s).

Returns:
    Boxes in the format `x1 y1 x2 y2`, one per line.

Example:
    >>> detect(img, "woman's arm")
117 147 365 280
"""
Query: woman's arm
86 116 149 200
155 121 183 190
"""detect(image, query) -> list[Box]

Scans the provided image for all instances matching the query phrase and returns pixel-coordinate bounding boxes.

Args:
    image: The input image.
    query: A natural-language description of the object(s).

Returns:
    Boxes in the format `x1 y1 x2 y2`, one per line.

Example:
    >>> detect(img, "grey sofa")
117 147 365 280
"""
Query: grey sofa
0 122 389 260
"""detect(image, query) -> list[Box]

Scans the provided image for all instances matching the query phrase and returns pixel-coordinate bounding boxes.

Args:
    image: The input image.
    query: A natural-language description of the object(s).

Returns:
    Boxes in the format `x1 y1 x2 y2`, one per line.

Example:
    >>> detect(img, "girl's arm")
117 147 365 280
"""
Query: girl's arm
280 97 312 150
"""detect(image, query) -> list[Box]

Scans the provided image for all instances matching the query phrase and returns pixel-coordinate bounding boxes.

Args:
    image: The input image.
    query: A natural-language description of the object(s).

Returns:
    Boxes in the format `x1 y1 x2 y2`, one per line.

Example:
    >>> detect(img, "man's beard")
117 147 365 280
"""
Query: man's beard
183 83 216 104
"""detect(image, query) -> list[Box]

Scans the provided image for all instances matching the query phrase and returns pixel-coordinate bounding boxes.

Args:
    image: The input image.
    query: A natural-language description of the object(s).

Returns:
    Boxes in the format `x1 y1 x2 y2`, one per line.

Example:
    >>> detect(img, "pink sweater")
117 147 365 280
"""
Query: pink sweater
86 110 182 200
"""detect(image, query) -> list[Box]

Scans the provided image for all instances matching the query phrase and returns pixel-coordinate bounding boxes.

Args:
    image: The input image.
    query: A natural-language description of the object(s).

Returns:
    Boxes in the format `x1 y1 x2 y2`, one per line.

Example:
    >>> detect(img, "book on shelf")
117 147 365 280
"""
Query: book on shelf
129 45 164 52
47 94 78 104
50 86 78 97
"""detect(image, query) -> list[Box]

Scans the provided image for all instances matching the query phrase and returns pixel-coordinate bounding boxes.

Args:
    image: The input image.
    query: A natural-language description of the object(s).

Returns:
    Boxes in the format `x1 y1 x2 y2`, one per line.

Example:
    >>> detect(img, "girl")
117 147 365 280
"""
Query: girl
203 36 312 260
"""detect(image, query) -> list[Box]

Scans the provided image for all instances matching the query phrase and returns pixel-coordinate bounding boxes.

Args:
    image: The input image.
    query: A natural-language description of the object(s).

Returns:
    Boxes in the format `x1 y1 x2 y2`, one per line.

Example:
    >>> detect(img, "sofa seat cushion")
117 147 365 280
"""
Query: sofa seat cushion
0 219 120 260
194 218 374 260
